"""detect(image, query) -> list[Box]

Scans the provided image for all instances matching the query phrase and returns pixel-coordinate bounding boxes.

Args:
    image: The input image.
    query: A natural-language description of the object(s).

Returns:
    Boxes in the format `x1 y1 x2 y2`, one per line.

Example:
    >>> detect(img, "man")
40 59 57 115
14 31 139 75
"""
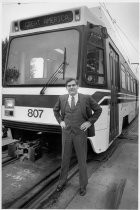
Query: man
53 78 102 196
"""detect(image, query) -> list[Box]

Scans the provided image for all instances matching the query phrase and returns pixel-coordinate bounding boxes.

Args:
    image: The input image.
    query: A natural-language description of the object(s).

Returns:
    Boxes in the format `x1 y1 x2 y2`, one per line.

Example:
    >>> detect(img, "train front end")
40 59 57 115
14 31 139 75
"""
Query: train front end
2 26 81 137
2 6 108 153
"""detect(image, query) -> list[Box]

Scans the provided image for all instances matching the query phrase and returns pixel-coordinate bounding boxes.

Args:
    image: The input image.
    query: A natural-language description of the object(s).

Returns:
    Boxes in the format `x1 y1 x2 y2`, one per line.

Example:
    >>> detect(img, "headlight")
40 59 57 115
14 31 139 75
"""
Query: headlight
74 9 80 21
87 75 93 82
4 98 15 108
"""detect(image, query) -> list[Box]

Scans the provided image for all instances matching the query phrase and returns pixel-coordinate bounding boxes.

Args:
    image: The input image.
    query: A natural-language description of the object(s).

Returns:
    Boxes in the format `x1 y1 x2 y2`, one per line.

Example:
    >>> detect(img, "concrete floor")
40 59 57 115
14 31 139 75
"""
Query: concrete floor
2 151 61 208
67 118 138 209
44 117 138 209
66 142 138 209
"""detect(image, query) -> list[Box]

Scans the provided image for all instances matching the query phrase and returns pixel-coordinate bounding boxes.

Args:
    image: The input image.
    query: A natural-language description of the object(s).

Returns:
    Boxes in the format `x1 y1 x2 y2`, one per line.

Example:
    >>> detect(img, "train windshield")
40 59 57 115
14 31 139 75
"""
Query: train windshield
4 29 79 86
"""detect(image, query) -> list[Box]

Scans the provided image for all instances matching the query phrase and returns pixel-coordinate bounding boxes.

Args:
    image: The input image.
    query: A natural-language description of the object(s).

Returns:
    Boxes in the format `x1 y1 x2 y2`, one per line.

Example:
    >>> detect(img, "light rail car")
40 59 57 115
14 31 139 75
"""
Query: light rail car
2 6 138 153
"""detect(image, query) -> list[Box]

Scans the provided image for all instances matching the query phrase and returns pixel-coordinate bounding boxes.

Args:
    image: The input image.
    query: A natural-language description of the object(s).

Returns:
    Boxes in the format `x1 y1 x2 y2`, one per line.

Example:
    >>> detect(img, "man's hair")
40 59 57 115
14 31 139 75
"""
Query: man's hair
65 78 78 86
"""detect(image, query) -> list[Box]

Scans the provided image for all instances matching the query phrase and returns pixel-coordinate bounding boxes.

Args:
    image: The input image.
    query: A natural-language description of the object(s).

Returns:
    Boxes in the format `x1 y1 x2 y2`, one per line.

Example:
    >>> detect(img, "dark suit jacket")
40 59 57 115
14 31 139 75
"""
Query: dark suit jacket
53 93 102 137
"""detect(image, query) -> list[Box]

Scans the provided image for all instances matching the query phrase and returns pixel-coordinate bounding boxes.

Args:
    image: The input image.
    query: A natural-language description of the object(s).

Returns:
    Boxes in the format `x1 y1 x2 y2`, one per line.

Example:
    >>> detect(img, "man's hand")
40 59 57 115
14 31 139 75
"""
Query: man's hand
80 121 92 131
60 121 66 129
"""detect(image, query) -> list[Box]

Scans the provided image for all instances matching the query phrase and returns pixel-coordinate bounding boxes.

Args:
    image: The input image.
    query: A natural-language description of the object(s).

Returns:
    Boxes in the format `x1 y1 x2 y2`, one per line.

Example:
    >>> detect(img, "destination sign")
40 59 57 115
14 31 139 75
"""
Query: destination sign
20 11 73 30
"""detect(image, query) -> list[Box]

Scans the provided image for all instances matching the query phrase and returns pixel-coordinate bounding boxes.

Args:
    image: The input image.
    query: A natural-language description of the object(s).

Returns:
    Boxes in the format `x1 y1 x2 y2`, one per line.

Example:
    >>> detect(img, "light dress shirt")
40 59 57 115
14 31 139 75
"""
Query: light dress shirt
68 94 78 107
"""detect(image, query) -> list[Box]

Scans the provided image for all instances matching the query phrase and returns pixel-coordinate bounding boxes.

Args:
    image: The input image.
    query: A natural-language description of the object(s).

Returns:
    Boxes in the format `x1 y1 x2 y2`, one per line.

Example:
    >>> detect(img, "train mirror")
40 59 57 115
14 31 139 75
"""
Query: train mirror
101 27 108 39
88 24 108 39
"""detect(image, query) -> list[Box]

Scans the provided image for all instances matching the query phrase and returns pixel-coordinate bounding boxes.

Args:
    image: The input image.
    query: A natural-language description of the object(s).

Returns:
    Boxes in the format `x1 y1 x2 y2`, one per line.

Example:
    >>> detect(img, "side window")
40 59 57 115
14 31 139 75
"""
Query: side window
133 80 136 93
109 46 119 89
85 45 105 85
121 65 126 89
130 77 134 92
127 72 130 91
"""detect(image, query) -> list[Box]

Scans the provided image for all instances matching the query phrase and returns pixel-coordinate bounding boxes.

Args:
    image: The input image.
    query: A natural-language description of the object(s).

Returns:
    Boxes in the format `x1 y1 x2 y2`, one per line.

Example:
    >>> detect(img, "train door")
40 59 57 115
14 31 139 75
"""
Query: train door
109 46 119 141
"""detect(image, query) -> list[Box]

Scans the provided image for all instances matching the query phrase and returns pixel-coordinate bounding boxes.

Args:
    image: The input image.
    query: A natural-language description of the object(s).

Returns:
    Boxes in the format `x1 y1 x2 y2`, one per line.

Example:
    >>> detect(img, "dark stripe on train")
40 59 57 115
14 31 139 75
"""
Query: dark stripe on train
100 99 111 105
2 92 137 107
117 93 137 98
2 120 61 133
92 91 111 102
2 92 111 107
2 95 59 108
117 99 137 103
100 98 136 105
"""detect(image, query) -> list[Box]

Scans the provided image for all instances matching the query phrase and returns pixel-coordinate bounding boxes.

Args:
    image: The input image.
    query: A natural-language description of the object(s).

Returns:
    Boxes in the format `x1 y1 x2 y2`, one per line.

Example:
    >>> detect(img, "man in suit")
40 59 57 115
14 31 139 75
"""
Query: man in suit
53 78 102 196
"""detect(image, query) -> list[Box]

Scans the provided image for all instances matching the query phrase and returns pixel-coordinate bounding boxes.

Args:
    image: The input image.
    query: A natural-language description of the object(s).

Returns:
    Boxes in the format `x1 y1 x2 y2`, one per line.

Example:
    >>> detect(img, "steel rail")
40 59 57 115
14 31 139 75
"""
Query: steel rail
2 157 19 167
7 162 78 209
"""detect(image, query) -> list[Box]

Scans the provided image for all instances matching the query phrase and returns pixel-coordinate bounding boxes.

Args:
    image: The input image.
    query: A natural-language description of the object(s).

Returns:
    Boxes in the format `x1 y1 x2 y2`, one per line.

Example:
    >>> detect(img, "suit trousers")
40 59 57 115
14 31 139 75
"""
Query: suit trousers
59 128 88 188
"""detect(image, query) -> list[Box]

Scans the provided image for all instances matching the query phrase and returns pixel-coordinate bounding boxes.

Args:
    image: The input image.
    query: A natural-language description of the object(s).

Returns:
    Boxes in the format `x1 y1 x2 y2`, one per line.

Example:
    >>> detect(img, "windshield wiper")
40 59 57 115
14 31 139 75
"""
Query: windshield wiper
40 47 68 95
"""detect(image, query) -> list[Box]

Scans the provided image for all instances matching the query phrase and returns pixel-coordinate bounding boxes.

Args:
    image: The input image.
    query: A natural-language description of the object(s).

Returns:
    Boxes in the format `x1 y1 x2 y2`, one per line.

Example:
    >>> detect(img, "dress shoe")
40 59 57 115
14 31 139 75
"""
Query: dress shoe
79 187 86 196
56 183 66 192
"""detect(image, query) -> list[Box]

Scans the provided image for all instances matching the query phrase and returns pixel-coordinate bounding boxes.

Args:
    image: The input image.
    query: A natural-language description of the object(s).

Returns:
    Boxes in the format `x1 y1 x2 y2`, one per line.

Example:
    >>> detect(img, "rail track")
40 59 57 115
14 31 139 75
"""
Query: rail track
2 149 19 167
7 133 123 209
5 161 77 209
2 157 19 167
2 116 138 209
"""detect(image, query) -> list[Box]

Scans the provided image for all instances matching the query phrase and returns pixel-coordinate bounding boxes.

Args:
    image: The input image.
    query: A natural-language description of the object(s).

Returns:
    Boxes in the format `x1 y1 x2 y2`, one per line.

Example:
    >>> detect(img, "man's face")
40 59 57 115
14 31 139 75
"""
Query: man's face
66 80 79 96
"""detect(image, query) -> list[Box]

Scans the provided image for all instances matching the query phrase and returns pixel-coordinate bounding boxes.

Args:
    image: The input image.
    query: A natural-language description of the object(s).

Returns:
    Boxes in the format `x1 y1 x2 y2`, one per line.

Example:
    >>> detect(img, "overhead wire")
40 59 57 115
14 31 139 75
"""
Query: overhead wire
113 23 132 64
99 2 131 63
99 2 139 75
100 2 138 54
2 1 49 5
114 22 138 53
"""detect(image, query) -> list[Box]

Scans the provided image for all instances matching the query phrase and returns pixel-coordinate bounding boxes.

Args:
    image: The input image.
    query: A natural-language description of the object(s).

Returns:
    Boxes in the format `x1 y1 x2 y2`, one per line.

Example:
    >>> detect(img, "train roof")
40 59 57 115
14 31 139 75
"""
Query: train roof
10 6 105 34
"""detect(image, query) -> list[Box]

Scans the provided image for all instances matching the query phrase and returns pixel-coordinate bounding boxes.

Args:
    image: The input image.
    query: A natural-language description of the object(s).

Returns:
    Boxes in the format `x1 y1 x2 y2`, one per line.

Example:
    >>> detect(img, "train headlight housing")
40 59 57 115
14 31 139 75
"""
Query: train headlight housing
4 98 15 109
74 9 80 21
87 75 93 82
14 21 19 32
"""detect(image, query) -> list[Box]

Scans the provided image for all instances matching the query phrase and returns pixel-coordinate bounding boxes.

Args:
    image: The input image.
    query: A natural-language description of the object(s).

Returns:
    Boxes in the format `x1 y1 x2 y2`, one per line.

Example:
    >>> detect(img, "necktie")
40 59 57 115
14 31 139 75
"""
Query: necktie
71 96 75 109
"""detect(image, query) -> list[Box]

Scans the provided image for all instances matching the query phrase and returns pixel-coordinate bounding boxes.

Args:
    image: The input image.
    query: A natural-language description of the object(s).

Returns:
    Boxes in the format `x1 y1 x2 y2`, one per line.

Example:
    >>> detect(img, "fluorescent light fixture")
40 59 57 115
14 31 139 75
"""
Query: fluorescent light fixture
54 48 64 54
46 58 56 61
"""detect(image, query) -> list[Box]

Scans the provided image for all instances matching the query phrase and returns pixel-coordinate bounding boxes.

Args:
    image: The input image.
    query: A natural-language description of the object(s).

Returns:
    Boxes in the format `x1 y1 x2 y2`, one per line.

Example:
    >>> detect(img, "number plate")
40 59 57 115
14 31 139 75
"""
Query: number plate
27 109 44 118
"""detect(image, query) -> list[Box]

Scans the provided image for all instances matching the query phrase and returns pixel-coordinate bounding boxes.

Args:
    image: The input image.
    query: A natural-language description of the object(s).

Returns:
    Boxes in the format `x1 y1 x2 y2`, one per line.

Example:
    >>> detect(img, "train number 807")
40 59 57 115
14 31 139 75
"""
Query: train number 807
27 109 44 118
